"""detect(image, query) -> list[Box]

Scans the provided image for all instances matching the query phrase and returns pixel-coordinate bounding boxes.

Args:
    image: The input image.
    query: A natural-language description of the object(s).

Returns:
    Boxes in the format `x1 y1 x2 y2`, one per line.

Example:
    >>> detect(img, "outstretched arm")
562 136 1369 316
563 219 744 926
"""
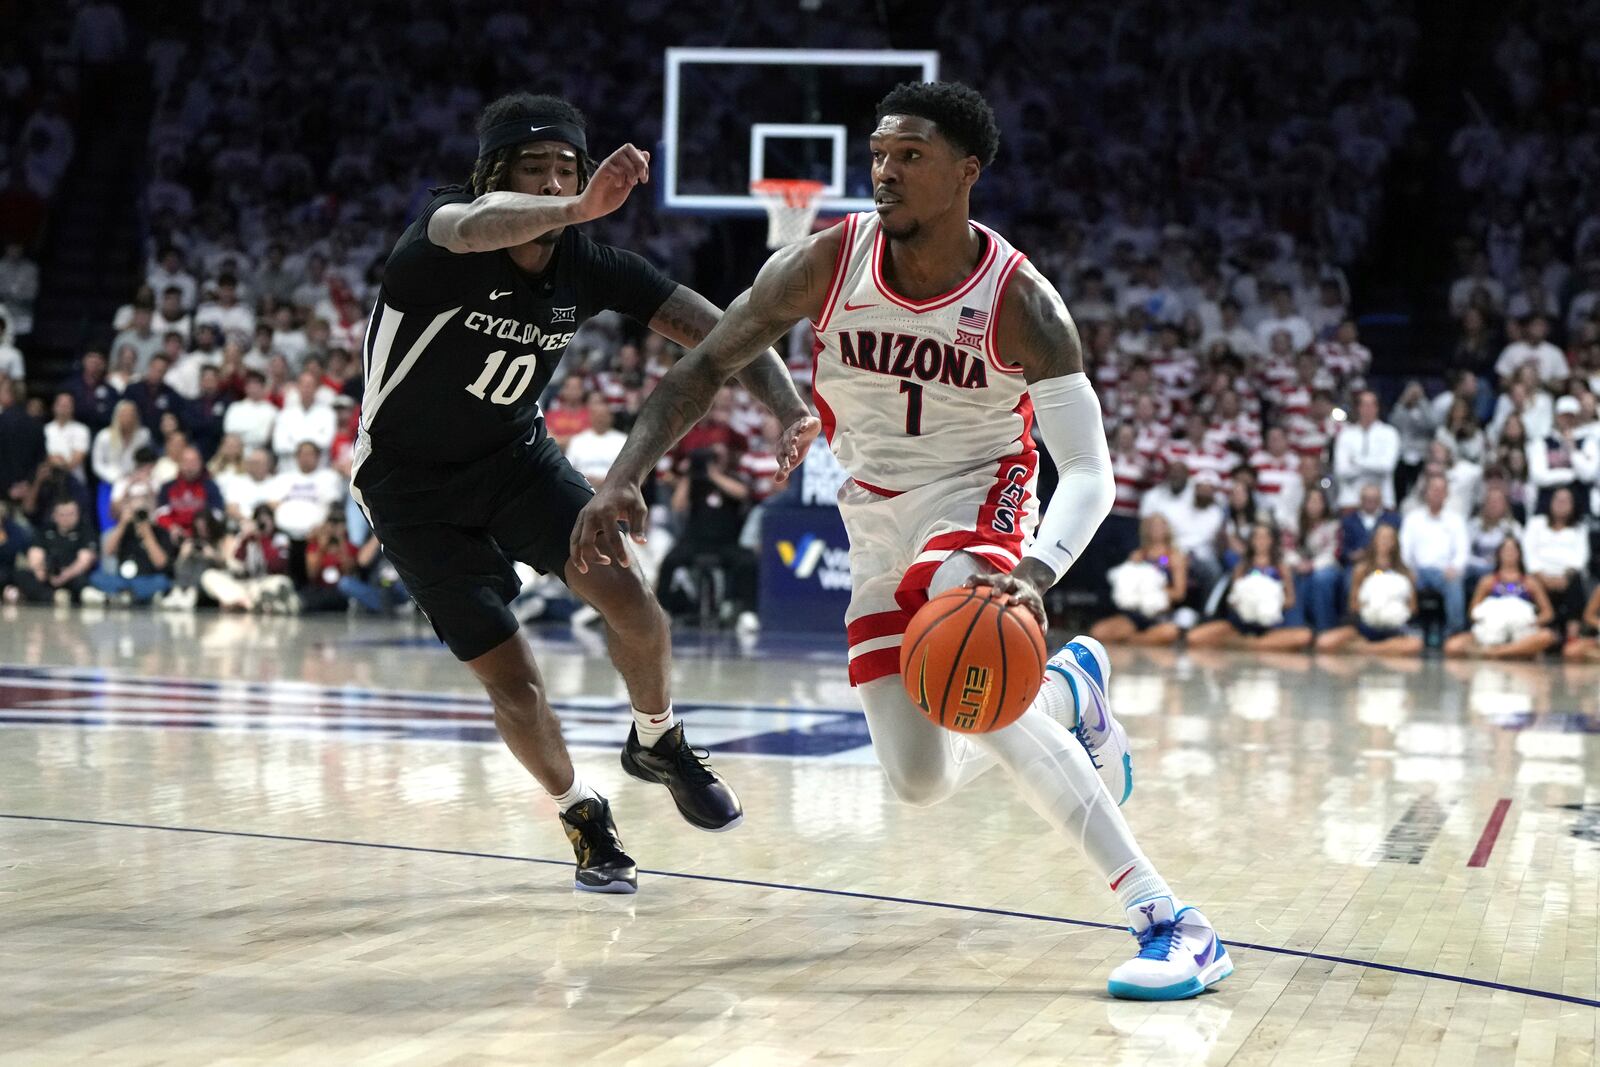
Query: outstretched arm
427 145 651 253
647 284 816 430
569 228 841 571
965 262 1111 625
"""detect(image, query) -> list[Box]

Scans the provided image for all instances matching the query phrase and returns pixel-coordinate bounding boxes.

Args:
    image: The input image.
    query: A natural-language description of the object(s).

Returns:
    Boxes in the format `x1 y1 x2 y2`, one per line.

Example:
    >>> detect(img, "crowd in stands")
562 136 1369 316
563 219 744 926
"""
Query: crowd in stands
1084 265 1600 660
5 2 1600 661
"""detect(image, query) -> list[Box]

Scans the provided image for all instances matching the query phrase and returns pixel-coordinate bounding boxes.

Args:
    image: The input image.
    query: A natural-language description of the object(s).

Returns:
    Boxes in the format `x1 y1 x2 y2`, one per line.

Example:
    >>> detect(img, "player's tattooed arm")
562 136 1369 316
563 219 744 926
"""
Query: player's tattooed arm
570 229 841 571
647 286 811 424
429 145 651 253
965 263 1098 618
994 261 1086 384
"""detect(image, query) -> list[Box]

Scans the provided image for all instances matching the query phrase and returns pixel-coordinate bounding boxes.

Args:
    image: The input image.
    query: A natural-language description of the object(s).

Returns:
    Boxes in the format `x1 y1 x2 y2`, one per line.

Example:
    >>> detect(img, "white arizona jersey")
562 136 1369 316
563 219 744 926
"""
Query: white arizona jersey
811 211 1035 497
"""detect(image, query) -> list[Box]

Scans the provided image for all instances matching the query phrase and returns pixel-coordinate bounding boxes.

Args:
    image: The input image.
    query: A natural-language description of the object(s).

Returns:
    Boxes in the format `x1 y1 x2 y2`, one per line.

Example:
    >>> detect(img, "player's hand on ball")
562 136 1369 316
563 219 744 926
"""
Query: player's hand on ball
772 414 822 484
570 482 649 573
963 566 1048 628
576 144 650 222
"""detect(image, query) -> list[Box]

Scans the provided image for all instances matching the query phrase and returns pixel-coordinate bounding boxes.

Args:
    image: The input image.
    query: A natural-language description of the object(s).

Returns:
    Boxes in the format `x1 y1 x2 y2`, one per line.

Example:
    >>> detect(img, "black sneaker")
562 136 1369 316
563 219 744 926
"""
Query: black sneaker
559 796 637 894
621 723 743 832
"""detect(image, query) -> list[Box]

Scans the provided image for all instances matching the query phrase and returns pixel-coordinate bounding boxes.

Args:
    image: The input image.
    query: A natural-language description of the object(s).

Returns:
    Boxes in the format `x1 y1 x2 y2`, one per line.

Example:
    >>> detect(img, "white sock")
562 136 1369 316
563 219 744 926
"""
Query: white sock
548 772 599 813
1105 857 1177 912
633 704 676 747
1034 665 1080 728
973 711 1175 910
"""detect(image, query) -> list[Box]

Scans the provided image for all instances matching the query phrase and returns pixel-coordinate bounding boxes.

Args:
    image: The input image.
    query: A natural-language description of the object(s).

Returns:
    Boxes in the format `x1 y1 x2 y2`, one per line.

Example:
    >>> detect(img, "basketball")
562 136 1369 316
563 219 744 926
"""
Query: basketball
899 586 1048 734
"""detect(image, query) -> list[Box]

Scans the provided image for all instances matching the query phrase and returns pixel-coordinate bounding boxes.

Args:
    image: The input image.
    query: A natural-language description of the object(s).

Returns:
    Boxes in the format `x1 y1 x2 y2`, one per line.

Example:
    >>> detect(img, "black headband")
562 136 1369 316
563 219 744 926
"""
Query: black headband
478 117 588 160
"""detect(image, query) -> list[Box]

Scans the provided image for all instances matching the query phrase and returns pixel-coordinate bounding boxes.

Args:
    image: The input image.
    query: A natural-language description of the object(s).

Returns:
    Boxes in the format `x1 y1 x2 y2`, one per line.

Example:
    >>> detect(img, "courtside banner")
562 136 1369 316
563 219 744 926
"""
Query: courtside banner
759 505 852 632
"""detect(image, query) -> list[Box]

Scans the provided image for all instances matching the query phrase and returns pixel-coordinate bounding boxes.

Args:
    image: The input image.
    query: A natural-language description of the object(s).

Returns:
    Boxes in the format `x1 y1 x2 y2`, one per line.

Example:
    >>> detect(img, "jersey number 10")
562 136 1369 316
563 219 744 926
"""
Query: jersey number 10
464 349 539 405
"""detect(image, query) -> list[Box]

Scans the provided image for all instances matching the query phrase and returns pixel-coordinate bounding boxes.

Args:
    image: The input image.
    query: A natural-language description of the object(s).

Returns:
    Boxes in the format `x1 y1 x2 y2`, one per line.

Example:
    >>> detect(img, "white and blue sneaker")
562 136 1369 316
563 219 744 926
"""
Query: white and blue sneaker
1043 635 1133 805
1108 896 1232 1001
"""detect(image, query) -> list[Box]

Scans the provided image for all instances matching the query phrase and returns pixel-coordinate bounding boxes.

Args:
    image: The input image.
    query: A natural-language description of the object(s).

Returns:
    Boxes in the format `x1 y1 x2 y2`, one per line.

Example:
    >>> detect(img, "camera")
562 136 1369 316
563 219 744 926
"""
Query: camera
688 447 716 477
133 508 151 524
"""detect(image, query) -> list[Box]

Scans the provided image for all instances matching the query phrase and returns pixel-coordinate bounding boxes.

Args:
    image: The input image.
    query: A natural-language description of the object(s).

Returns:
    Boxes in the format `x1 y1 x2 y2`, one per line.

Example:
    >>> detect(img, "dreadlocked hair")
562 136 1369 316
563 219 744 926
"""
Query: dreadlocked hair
468 92 595 197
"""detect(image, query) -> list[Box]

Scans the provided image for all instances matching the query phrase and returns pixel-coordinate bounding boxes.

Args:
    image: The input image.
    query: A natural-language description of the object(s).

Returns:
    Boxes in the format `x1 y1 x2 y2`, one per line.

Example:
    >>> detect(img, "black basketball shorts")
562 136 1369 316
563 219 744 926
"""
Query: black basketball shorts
354 435 594 661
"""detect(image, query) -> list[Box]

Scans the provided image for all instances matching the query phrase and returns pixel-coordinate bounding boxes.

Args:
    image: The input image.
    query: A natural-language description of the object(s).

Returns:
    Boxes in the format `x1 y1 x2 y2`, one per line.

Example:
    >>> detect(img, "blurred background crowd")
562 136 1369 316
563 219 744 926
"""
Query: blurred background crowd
3 0 1600 659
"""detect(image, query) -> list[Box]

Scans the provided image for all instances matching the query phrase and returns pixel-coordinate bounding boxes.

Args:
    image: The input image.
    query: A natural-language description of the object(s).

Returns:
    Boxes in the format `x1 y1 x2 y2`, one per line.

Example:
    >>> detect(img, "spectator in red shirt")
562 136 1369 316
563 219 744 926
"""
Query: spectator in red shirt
672 386 748 470
300 511 359 613
156 445 224 535
543 373 590 449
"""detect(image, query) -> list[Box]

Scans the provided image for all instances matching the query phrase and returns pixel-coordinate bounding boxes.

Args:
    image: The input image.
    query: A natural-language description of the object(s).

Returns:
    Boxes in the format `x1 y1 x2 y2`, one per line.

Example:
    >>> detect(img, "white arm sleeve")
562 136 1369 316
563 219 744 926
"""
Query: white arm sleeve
1024 372 1115 583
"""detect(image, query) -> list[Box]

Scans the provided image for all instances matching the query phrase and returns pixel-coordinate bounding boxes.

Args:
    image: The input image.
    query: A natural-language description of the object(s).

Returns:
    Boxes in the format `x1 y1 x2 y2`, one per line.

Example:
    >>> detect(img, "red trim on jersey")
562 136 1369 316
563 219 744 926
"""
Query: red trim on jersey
846 609 912 647
983 251 1028 375
870 223 997 313
810 333 837 444
813 214 859 333
848 647 903 686
852 477 904 498
888 440 1037 622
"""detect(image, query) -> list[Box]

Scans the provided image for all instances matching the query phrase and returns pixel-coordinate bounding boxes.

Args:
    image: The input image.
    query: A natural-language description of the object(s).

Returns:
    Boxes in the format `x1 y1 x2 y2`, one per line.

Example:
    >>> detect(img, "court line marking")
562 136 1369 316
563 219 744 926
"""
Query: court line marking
1467 798 1513 868
5 812 1597 1010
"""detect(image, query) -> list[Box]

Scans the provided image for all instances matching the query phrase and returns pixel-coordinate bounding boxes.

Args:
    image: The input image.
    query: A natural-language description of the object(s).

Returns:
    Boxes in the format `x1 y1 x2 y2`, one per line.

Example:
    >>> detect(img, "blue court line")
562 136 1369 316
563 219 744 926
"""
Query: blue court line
0 665 861 717
6 812 1597 1010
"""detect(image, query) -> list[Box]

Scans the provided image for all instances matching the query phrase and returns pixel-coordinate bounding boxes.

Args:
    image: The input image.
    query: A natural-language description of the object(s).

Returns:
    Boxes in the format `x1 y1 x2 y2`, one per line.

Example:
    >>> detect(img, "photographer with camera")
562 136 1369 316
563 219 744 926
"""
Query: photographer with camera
655 442 757 624
160 509 233 611
299 509 358 613
217 504 296 612
83 483 174 605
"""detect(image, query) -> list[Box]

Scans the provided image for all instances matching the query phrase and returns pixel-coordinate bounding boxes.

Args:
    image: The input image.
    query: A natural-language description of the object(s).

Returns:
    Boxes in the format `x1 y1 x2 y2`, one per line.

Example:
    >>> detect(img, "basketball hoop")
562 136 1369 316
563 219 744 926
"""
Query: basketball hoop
751 179 826 249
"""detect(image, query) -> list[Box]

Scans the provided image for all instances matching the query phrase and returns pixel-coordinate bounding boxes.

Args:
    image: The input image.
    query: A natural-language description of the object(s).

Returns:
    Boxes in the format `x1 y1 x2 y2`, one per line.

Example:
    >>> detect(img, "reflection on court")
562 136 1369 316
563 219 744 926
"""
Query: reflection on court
1 607 1596 1065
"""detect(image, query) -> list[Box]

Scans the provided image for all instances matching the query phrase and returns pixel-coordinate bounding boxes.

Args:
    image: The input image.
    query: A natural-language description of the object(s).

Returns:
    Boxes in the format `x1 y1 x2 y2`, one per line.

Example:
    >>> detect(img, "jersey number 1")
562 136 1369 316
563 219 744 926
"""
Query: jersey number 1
464 349 538 405
900 381 923 436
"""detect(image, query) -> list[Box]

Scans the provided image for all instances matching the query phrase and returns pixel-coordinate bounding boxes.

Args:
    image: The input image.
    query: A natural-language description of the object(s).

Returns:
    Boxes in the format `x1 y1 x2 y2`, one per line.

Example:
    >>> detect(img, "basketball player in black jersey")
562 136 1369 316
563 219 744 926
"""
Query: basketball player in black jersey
355 93 821 893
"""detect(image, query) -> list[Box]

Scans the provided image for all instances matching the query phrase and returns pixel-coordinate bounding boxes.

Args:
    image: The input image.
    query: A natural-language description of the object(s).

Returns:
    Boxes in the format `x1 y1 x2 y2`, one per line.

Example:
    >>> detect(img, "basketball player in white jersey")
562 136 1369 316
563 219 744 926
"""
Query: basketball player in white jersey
573 82 1231 1000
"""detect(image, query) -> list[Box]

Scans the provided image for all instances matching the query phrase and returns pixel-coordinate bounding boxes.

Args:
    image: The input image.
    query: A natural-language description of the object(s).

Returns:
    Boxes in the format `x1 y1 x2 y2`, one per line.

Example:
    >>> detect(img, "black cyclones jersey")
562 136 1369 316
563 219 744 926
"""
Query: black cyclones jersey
359 189 677 465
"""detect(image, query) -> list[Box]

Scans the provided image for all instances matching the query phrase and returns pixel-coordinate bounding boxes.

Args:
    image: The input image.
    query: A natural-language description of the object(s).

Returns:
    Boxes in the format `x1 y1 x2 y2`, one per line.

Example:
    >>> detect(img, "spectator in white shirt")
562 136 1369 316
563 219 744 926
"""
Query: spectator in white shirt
166 324 222 400
1332 390 1401 508
564 393 627 487
1490 364 1555 443
0 318 23 380
147 251 196 313
1523 486 1591 633
1253 285 1315 354
268 441 346 542
1494 313 1569 385
1400 473 1470 634
272 370 336 464
91 400 153 485
224 371 278 451
151 286 192 344
1145 465 1227 597
1528 395 1599 519
43 392 90 481
220 447 277 523
0 243 40 337
110 305 162 372
193 273 255 340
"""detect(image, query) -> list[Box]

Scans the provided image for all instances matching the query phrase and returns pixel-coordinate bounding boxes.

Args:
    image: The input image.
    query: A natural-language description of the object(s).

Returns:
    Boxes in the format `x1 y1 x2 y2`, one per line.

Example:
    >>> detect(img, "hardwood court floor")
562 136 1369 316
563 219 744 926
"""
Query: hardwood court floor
1 605 1596 1066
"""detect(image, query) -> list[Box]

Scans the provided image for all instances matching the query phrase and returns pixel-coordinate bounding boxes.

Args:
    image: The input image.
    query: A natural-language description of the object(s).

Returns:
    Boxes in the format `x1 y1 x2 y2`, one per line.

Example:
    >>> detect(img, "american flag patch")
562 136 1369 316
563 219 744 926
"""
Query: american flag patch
958 306 989 331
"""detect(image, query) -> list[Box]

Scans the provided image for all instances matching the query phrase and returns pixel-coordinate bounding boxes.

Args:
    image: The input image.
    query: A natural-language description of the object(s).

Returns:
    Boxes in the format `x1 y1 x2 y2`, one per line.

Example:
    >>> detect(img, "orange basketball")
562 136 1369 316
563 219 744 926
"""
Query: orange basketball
899 585 1048 734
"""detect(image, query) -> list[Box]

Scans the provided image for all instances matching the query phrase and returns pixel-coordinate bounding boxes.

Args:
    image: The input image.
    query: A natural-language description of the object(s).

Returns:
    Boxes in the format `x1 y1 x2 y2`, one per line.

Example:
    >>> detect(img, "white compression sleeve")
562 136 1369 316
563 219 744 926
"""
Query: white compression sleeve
1024 372 1115 582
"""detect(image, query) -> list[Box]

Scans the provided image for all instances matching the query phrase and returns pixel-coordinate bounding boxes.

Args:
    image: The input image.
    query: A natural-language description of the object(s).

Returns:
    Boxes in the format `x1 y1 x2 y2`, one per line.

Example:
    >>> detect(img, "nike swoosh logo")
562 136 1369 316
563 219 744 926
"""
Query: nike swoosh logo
841 300 875 312
1109 864 1136 891
1194 937 1215 968
1085 678 1108 732
489 290 512 300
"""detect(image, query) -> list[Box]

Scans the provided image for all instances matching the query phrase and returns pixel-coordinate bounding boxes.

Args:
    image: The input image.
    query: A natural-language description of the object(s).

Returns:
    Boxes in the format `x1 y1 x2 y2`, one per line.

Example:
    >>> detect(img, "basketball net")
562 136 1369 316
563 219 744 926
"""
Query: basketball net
751 179 826 249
